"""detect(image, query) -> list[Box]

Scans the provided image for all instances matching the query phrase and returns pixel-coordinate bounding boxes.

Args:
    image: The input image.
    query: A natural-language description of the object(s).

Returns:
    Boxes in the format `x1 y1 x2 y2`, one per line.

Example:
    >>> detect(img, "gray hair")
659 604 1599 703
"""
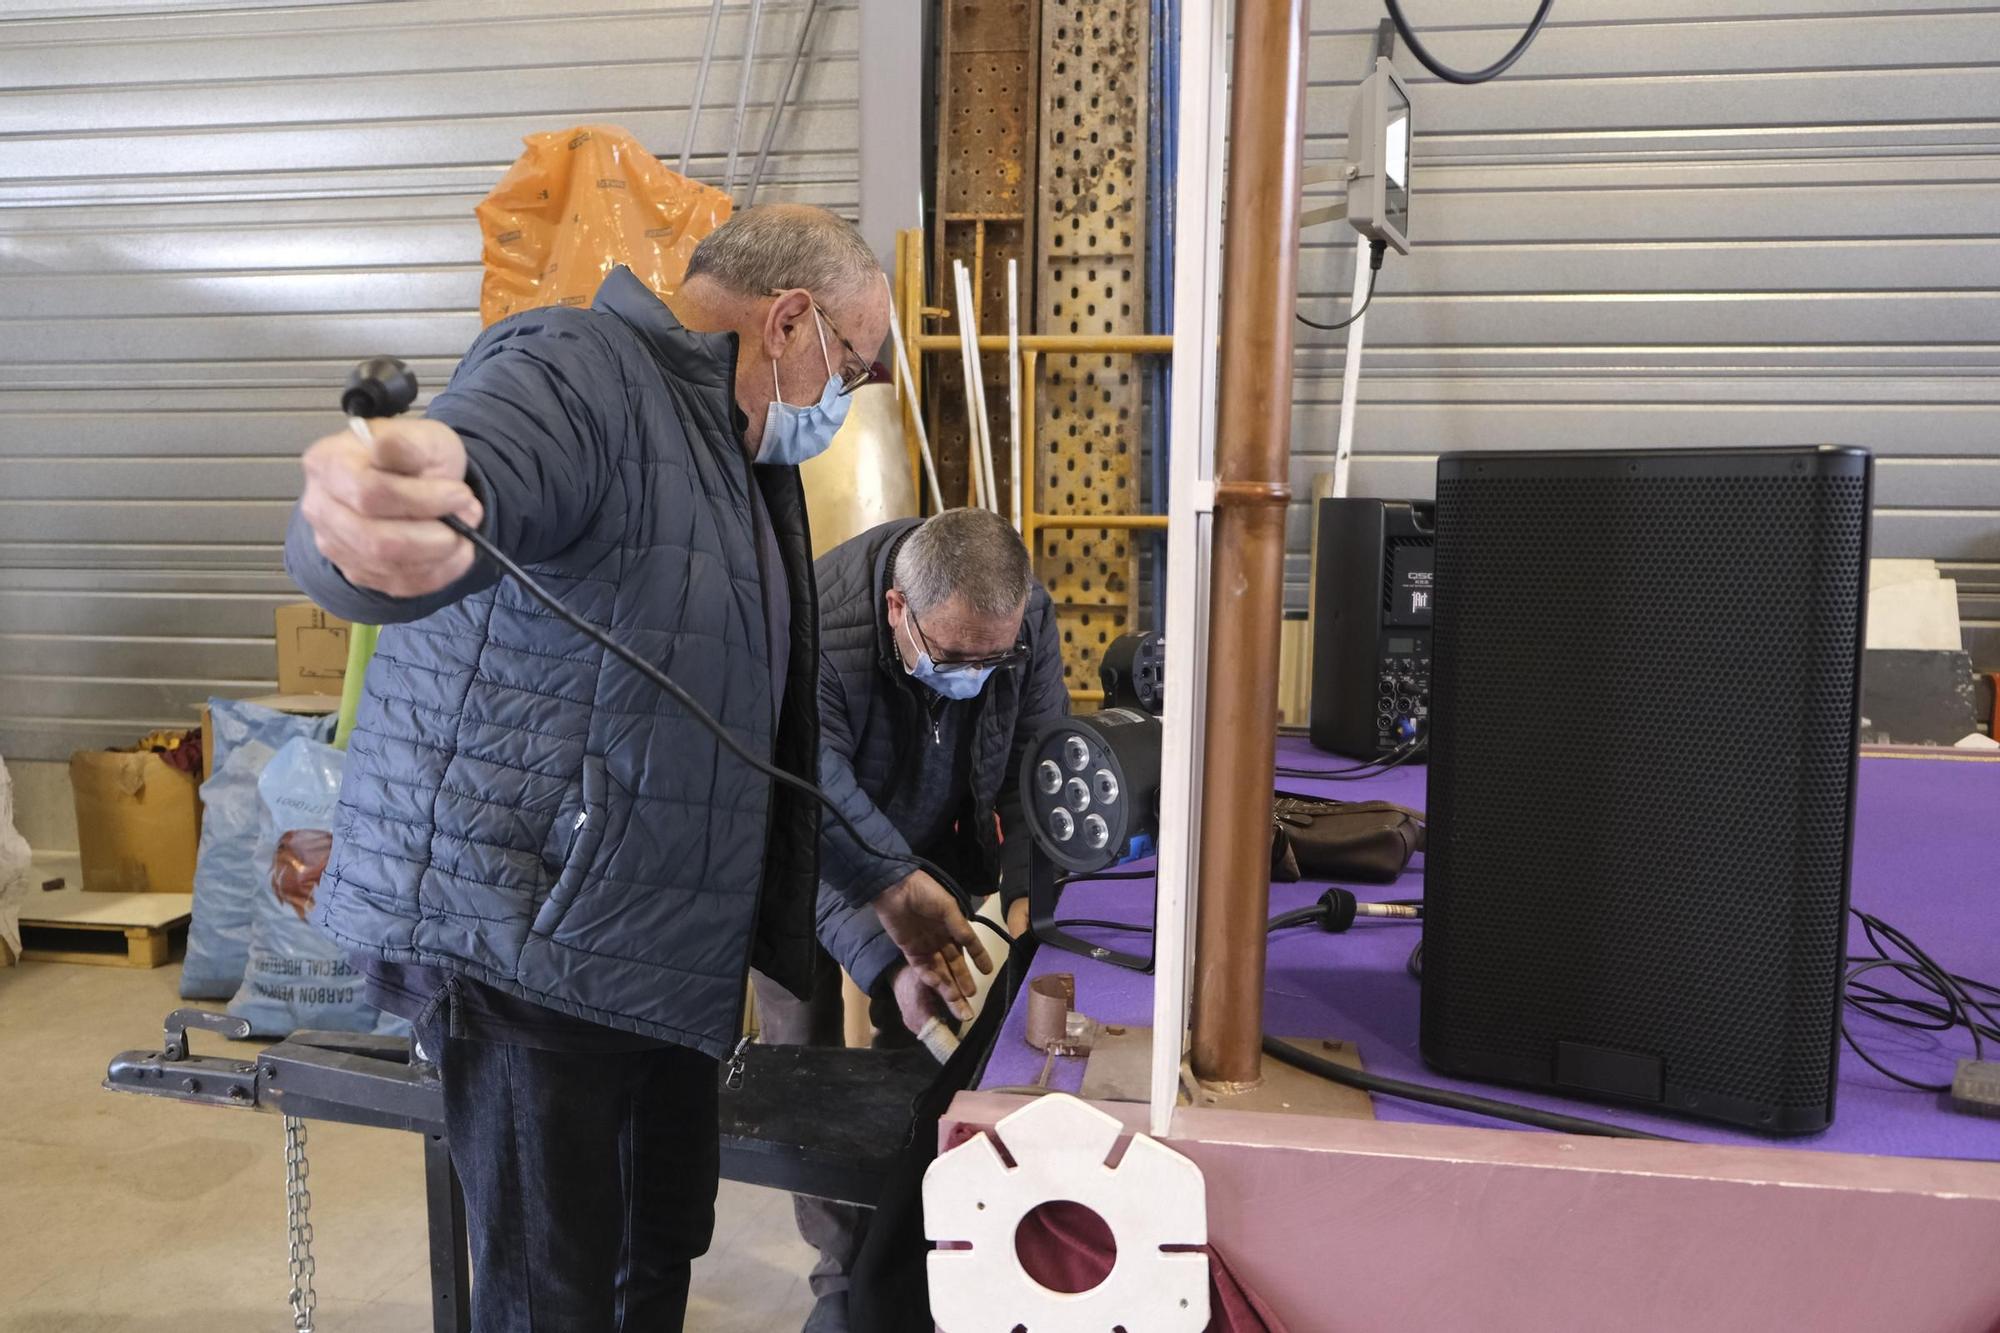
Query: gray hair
894 509 1033 619
684 203 880 305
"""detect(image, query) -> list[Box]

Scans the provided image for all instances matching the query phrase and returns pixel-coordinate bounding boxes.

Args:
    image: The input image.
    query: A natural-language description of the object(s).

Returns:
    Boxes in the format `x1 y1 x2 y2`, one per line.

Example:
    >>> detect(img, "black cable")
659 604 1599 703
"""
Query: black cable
1052 917 1152 934
1055 868 1158 888
1840 907 1999 1092
1297 237 1389 333
1251 891 1667 1138
1383 0 1556 86
1276 740 1427 781
1262 1036 1674 1140
1406 938 1423 980
1065 891 1426 940
437 515 1016 954
1296 266 1377 332
1267 905 1324 932
1269 893 1425 936
1276 736 1421 778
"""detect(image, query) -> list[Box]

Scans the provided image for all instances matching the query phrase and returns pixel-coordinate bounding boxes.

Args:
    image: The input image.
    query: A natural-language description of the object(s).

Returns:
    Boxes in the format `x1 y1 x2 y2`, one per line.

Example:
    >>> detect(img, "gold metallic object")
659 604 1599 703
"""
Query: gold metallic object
799 383 919 557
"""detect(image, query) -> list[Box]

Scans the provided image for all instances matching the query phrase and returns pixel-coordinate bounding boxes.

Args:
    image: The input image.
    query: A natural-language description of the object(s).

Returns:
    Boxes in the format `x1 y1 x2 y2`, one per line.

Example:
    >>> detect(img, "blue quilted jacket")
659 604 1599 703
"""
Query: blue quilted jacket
283 267 821 1059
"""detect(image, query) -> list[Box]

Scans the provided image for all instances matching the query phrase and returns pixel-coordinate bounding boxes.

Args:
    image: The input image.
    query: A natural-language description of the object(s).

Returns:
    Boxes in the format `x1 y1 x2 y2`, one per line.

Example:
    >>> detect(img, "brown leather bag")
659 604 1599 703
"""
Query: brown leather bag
1269 793 1426 884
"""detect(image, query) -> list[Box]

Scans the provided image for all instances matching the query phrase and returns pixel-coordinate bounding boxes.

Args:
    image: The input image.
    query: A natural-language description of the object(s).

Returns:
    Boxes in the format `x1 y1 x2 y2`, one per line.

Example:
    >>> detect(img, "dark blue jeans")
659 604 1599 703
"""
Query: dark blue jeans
436 1032 721 1332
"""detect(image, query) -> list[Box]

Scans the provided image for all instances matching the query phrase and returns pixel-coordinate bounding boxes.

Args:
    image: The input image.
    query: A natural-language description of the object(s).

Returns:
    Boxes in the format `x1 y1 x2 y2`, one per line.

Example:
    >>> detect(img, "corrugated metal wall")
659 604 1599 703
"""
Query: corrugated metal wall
1293 2 2000 668
6 1 1995 761
0 0 858 761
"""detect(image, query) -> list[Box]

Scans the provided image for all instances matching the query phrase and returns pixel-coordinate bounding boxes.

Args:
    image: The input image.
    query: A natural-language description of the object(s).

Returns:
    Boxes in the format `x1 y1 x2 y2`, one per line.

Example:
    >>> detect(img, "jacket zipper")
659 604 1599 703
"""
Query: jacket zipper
730 452 776 1065
725 1034 752 1090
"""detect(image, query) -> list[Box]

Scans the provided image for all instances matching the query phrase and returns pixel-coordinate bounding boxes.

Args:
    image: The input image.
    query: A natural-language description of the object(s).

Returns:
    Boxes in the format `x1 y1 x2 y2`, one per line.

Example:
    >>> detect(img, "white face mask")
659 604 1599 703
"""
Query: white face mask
755 307 853 466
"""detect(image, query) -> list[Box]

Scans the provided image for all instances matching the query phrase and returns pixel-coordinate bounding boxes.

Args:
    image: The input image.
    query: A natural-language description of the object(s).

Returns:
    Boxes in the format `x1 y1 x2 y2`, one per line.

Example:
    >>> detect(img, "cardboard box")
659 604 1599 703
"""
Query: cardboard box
275 604 350 697
197 694 341 785
70 749 201 893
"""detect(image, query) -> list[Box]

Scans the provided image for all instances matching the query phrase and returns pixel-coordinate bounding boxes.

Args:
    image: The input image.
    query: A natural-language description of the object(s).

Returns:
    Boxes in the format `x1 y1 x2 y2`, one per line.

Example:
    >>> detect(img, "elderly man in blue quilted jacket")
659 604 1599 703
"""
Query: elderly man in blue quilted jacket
285 205 990 1333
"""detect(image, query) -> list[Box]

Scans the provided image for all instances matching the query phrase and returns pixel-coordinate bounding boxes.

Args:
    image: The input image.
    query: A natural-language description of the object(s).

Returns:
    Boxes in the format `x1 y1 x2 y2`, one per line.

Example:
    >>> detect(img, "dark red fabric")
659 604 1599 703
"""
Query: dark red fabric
936 1124 1291 1332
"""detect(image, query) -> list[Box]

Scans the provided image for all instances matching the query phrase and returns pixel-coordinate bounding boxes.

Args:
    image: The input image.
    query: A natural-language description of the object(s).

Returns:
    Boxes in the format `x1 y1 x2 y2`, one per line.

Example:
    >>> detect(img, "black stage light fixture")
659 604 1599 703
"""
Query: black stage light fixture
1021 708 1163 971
1099 632 1166 715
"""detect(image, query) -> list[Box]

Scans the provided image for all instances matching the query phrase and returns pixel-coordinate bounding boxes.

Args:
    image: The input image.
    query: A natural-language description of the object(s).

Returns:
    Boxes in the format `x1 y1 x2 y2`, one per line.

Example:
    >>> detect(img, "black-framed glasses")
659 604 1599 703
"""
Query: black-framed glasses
907 605 1030 674
771 290 876 396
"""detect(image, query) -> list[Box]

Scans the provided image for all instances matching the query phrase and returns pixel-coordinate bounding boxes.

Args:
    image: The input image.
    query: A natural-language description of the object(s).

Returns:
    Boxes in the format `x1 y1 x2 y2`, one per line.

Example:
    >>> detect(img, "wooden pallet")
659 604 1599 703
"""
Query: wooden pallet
19 884 191 969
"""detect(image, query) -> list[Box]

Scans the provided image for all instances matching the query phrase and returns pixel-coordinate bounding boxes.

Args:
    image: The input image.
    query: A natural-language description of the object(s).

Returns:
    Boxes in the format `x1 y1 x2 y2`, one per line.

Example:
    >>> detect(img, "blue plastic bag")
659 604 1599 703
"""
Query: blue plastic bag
180 700 335 999
226 736 403 1038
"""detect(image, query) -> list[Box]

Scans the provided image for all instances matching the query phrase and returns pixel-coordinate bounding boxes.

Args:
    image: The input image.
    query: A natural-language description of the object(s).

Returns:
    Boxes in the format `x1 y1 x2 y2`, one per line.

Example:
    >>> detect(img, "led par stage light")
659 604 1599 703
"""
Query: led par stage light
1021 708 1163 971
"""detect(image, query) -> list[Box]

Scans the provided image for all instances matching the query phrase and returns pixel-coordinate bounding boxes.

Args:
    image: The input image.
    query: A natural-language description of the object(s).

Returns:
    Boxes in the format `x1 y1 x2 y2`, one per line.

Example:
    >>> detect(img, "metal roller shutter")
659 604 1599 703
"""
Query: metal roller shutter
0 0 858 760
1291 1 2000 666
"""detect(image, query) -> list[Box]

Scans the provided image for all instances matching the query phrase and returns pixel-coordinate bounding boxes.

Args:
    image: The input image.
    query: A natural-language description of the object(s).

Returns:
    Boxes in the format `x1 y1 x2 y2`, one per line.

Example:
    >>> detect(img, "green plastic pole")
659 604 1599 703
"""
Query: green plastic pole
332 623 380 750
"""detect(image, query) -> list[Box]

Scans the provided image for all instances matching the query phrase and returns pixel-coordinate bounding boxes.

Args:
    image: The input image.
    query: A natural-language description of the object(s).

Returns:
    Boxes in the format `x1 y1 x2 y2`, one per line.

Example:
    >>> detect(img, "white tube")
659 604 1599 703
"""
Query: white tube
1330 233 1373 498
968 267 1000 515
679 0 727 175
915 1015 961 1064
952 261 995 511
746 0 822 205
722 0 767 196
883 273 946 513
1007 258 1024 533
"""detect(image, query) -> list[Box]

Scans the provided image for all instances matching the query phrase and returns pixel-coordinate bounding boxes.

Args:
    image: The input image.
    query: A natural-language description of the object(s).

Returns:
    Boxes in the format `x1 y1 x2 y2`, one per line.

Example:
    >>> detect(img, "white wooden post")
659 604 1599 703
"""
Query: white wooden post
1148 0 1232 1139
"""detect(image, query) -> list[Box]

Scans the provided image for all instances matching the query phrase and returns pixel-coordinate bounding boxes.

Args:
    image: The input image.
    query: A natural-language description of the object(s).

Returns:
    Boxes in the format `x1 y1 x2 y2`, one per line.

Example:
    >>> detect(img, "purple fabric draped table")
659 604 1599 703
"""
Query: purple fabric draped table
980 737 2000 1160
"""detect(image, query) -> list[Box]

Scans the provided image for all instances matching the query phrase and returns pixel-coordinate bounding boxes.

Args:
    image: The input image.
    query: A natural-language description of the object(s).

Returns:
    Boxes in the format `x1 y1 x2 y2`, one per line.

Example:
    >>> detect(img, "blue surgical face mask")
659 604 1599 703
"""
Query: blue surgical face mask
755 309 853 466
908 651 995 701
898 610 997 700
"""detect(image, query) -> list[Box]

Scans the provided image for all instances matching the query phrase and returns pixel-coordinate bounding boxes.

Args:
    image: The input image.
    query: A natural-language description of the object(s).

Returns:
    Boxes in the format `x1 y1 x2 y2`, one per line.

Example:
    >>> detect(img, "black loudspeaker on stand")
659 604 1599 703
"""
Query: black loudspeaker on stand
1420 446 1872 1134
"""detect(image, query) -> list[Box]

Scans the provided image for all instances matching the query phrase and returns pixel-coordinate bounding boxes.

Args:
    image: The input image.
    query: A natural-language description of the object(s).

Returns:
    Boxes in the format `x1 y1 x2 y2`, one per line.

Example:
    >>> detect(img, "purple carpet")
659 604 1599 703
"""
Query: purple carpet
981 738 2000 1160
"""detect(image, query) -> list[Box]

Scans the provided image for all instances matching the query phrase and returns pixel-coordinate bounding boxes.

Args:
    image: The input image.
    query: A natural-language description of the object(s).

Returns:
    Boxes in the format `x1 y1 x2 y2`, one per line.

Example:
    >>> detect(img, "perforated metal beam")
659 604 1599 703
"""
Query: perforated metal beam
930 0 1040 513
1035 0 1149 694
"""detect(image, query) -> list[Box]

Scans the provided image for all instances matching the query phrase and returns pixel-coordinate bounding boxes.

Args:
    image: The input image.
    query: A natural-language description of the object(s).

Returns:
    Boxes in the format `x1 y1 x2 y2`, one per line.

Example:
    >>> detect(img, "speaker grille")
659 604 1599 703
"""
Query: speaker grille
1422 459 1868 1126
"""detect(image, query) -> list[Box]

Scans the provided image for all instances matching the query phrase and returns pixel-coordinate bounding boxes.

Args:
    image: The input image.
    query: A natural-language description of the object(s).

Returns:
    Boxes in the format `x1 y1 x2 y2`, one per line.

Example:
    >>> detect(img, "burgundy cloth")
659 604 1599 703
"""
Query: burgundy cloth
981 745 2000 1159
938 1125 1291 1332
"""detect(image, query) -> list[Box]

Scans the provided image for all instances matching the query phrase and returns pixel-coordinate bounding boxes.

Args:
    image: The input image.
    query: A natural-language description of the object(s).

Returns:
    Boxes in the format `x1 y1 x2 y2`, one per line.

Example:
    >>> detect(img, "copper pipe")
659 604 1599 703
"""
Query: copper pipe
1188 0 1312 1089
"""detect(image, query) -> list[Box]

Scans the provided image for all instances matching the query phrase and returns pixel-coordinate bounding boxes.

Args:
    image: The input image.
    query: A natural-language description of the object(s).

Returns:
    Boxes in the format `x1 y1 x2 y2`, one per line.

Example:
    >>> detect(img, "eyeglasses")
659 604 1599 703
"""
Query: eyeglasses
907 605 1030 674
771 290 877 397
814 305 878 397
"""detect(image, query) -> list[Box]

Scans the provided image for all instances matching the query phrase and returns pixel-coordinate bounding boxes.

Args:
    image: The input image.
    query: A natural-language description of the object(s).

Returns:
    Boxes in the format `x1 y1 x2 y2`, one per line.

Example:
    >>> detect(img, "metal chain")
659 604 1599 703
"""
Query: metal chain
283 1115 318 1332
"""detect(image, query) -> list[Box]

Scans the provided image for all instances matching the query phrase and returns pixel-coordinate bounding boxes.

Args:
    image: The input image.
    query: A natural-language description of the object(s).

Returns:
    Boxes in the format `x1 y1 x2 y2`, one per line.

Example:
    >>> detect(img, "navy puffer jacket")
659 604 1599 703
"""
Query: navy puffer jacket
284 268 820 1059
809 520 1069 994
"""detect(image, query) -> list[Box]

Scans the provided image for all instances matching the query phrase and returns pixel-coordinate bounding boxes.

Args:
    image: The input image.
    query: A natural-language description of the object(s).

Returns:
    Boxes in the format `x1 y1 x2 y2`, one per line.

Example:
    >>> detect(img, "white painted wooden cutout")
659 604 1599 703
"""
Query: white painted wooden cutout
925 1094 1210 1333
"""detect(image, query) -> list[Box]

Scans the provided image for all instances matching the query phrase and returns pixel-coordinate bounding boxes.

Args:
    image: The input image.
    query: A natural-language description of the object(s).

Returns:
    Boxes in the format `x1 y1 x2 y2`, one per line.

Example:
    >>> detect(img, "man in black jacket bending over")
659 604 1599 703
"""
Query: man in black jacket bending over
752 506 1068 1332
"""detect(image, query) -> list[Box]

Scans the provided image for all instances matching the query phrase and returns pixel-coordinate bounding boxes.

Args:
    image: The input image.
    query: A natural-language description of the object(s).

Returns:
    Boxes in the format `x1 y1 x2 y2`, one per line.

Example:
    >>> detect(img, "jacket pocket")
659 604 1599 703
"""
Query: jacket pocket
531 754 608 938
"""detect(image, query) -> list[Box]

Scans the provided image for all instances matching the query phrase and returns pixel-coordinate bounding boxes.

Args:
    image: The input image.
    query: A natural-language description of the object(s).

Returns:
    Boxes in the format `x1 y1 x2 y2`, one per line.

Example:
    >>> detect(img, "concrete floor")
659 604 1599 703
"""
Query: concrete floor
0 956 820 1332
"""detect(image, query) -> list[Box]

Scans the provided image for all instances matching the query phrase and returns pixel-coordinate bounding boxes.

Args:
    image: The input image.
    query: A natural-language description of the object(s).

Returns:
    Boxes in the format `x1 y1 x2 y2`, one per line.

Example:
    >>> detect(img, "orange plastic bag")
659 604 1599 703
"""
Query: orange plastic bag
477 124 733 326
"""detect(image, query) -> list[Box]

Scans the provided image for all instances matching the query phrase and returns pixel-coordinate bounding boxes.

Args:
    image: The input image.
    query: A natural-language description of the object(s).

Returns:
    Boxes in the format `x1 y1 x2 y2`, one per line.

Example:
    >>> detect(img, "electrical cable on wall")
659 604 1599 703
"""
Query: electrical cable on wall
1298 237 1388 332
1382 0 1556 86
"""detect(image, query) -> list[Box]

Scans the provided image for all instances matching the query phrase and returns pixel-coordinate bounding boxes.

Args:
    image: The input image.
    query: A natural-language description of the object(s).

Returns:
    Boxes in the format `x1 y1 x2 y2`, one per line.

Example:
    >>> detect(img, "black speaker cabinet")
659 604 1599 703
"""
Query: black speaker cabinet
1420 447 1872 1134
1309 498 1435 759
